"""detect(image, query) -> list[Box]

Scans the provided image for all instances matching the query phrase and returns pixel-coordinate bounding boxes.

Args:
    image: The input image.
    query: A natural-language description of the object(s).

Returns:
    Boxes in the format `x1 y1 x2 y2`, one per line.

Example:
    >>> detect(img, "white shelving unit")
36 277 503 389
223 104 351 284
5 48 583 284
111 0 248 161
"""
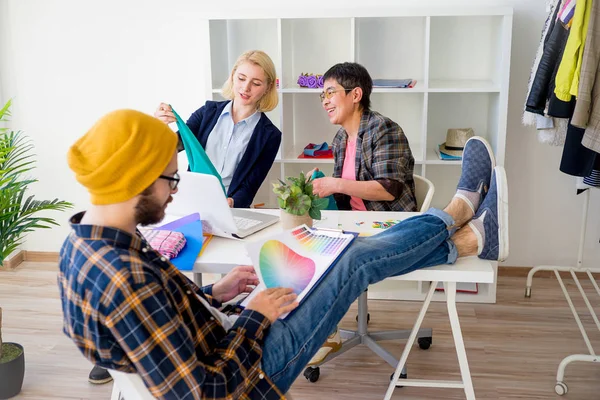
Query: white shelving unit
204 7 513 303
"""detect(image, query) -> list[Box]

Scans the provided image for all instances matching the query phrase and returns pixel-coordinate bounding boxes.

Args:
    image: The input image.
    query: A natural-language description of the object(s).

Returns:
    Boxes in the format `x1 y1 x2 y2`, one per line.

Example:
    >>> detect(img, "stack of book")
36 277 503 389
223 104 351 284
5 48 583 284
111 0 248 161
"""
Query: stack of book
435 145 462 161
372 79 416 88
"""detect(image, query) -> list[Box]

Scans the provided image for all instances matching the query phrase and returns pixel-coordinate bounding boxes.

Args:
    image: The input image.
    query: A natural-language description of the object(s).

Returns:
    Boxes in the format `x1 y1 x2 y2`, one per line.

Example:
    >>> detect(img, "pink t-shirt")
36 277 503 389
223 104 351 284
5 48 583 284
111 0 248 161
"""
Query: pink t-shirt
341 137 367 211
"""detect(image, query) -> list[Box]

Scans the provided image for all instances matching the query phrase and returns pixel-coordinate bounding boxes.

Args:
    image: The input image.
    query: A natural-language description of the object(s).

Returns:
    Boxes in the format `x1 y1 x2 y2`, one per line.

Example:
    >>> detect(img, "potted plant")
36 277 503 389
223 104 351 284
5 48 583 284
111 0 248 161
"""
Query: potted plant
273 172 329 229
0 307 25 399
0 99 73 266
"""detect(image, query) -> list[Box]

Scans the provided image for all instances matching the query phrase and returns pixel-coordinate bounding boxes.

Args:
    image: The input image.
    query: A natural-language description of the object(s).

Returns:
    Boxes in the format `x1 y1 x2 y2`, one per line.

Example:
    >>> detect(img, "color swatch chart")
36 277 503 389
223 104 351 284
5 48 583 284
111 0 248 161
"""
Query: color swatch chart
242 224 356 317
290 226 353 256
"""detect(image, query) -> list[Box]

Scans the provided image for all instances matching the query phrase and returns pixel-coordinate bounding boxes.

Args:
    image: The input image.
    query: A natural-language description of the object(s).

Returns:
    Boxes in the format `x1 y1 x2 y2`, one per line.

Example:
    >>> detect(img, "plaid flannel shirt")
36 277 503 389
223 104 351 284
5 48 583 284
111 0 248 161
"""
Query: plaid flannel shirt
58 212 284 400
332 110 417 212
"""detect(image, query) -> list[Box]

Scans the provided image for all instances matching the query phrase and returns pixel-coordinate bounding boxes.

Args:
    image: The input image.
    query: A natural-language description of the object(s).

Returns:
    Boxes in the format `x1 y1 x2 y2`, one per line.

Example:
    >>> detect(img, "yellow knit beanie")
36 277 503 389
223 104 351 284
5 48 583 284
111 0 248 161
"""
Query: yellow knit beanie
68 109 178 205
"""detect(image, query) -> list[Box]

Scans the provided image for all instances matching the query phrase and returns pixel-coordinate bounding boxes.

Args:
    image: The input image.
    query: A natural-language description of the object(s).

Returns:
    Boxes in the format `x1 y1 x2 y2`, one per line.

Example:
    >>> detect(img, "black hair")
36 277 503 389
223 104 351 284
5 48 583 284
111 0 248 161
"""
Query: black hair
323 62 372 111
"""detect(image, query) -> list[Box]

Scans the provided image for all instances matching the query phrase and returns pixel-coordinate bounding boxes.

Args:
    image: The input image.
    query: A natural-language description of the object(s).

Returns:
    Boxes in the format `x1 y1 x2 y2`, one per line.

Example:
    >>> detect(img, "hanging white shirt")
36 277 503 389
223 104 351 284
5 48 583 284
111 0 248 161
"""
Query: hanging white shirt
205 101 262 193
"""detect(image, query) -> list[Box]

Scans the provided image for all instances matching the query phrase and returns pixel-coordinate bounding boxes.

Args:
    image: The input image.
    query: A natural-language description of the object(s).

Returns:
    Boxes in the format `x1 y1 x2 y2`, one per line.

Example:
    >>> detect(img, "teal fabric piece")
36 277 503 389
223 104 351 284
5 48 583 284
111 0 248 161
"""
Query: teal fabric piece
311 170 338 210
170 106 226 195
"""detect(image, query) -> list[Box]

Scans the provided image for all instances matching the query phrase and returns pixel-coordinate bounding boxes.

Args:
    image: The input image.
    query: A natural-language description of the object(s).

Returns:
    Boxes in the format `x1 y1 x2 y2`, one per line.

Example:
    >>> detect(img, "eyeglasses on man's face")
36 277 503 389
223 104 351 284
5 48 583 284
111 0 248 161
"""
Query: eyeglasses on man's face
319 87 353 102
159 173 180 190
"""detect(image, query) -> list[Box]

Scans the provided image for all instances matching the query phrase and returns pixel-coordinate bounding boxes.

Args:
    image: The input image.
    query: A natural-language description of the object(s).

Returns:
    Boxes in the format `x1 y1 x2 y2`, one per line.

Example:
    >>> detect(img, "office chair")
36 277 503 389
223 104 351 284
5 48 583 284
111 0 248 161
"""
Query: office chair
303 174 435 383
109 369 154 400
109 369 295 399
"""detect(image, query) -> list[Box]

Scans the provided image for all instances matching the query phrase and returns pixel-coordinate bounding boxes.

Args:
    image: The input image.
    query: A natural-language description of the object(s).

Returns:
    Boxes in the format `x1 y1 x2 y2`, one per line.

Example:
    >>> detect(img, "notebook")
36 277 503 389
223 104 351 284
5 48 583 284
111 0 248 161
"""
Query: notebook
241 225 357 318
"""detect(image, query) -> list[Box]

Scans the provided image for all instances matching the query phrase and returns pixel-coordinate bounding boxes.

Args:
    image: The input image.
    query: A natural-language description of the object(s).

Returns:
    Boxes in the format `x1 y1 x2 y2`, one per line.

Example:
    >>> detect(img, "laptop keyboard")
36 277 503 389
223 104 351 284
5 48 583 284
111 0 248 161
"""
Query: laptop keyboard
233 216 262 231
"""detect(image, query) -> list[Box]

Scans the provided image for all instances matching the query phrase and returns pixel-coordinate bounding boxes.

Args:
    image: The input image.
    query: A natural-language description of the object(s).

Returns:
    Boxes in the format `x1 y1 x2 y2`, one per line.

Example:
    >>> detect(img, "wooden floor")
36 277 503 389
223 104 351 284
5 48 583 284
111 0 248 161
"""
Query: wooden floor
1 262 599 400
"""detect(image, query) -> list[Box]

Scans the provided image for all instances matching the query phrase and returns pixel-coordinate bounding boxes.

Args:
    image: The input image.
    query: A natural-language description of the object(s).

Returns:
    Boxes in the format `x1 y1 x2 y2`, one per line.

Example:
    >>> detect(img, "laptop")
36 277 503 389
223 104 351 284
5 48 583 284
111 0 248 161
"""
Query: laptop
167 171 279 239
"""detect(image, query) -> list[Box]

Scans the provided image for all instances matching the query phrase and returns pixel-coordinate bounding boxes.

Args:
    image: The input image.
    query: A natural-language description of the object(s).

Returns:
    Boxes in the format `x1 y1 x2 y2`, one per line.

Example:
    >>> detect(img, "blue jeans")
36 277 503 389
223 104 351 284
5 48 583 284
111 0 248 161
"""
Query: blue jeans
261 209 458 393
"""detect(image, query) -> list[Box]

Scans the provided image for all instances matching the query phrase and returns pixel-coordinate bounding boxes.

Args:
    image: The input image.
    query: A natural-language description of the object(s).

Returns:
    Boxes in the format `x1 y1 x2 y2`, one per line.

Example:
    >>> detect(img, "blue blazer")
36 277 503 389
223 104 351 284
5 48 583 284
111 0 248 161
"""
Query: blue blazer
185 100 282 208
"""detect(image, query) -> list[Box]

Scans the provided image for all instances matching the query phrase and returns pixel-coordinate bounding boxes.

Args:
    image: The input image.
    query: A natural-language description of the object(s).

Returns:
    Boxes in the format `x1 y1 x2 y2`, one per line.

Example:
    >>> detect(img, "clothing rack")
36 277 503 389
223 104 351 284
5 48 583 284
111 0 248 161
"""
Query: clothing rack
525 188 600 396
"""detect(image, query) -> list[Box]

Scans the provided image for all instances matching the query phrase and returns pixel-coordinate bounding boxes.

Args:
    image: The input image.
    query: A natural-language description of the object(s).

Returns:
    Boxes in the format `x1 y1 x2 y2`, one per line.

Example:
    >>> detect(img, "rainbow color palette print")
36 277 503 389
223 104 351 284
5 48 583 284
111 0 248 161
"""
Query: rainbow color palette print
242 224 356 317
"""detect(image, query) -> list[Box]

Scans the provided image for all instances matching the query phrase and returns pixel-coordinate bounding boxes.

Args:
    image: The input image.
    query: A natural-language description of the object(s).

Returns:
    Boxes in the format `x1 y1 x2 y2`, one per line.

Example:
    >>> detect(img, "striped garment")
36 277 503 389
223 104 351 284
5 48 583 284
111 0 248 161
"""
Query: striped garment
583 168 600 187
138 228 186 259
558 0 576 27
332 109 417 212
58 212 284 400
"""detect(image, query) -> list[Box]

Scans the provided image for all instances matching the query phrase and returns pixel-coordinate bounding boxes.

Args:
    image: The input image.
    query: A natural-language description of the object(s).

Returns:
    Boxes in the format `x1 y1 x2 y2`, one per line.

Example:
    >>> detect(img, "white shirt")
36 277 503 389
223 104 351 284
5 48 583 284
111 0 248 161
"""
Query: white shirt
196 293 238 331
205 101 262 193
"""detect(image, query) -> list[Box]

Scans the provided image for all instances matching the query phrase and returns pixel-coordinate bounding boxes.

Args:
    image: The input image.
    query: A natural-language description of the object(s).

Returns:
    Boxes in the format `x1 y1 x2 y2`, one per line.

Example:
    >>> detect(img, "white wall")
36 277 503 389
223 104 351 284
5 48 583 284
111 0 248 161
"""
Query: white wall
1 0 598 268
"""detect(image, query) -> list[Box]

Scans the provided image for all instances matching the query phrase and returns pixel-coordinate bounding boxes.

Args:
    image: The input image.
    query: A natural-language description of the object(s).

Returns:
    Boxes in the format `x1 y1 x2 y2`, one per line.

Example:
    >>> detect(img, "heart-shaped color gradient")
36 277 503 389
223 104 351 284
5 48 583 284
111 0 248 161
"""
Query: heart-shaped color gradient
259 240 316 294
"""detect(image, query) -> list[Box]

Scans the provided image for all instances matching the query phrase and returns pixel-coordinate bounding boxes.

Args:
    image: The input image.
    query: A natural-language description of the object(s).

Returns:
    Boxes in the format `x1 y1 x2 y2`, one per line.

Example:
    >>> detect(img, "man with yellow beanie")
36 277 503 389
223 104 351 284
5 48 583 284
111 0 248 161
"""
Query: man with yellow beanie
58 109 508 399
58 109 298 398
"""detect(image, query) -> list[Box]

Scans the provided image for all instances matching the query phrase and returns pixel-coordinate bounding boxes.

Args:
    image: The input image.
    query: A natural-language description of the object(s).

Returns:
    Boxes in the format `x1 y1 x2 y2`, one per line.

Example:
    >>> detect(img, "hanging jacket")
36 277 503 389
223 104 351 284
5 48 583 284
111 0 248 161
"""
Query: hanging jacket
572 0 600 129
526 1 569 115
554 0 593 102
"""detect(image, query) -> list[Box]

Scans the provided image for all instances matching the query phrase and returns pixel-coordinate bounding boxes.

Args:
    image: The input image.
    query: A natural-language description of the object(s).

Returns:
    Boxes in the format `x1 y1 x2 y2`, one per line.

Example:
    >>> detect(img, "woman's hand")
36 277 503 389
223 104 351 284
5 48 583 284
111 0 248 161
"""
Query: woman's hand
211 265 260 303
312 176 340 198
227 198 234 208
154 103 176 124
305 167 319 181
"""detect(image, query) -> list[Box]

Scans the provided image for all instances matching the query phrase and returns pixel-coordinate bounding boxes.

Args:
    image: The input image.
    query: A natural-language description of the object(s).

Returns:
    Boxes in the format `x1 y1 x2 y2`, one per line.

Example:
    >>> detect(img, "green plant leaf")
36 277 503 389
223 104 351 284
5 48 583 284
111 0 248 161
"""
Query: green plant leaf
0 99 73 263
308 207 321 220
312 197 330 210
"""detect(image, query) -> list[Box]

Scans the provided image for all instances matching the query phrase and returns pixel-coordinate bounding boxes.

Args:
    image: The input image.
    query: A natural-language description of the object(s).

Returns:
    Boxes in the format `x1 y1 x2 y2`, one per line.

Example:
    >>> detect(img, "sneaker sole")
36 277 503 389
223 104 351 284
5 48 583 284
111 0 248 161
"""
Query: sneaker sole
307 340 343 366
88 376 113 385
494 166 509 261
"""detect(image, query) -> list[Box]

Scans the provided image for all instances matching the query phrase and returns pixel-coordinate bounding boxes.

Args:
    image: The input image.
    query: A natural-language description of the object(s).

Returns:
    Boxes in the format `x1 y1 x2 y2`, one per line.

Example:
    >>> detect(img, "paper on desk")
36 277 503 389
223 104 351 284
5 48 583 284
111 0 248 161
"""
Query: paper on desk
312 213 340 229
241 224 356 318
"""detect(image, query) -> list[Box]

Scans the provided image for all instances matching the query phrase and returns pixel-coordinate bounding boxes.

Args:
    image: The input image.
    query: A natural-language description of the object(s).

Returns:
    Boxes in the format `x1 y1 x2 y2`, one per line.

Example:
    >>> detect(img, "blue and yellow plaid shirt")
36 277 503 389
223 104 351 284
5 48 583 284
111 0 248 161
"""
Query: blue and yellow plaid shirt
58 212 284 399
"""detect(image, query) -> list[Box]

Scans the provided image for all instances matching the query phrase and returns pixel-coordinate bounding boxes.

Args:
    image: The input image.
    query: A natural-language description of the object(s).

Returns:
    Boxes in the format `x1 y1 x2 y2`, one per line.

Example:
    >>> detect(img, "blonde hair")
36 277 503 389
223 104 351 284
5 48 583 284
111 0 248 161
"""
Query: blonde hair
221 50 279 112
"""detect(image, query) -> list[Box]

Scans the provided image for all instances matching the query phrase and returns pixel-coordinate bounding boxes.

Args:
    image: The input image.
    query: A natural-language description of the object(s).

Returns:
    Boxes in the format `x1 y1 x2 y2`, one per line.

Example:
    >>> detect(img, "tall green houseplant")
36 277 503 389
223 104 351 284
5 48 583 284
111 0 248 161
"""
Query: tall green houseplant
0 99 73 264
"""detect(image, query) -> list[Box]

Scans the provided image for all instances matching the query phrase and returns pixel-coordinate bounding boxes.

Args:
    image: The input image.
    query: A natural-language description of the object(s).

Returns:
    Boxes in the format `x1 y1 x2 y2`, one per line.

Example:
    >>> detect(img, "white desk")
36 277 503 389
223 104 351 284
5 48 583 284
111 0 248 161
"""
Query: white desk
191 209 493 400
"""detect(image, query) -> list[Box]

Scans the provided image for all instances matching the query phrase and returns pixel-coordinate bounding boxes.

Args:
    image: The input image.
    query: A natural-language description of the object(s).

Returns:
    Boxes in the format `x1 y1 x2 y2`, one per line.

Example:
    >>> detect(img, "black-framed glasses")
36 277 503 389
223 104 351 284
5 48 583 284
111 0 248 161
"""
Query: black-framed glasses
159 173 180 190
319 87 353 102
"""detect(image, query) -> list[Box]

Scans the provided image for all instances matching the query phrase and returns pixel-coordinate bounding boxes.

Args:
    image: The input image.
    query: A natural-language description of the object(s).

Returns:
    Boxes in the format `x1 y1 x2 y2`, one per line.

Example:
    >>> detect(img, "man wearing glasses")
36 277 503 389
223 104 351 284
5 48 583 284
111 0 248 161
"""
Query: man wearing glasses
312 62 417 214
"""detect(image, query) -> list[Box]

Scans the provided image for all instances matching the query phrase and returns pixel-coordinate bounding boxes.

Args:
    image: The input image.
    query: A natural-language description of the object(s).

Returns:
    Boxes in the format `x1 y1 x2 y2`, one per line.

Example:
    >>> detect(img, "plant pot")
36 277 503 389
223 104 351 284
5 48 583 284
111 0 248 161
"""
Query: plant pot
280 210 313 230
0 343 25 399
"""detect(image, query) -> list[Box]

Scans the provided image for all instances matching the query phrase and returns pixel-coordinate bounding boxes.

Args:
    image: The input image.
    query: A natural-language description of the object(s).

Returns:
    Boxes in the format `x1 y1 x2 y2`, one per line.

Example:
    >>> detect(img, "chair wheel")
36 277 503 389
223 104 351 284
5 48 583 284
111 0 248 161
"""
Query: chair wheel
303 366 320 383
390 372 407 388
390 372 407 380
555 381 567 395
418 336 432 350
356 313 370 323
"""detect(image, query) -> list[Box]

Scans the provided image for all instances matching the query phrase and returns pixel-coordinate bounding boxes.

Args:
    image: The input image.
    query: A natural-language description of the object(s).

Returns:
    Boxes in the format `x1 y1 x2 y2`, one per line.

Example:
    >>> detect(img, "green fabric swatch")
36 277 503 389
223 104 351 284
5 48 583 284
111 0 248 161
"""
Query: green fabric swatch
170 105 226 195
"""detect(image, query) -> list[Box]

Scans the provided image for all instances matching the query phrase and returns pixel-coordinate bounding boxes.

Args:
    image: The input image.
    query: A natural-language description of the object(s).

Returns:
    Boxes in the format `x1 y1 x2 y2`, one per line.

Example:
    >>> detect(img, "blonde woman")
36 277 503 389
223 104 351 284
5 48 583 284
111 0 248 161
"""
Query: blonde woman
155 50 281 209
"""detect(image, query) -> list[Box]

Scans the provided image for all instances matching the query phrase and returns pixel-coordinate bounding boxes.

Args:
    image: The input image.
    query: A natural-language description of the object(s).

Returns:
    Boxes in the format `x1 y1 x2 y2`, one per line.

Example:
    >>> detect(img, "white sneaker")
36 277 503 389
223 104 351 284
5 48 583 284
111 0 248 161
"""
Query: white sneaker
307 327 342 366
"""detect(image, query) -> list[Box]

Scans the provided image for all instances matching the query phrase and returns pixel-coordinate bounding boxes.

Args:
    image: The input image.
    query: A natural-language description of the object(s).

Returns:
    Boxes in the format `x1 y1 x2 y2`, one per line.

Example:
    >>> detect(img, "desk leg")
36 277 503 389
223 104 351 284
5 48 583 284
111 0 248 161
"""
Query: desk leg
193 273 203 287
445 281 475 400
384 281 438 400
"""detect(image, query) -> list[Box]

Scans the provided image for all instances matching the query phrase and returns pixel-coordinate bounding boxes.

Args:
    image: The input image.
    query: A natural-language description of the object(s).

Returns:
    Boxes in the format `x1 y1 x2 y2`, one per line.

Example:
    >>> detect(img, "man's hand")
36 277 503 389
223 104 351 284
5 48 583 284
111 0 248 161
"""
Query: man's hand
312 176 341 198
246 288 299 322
211 265 259 303
227 198 234 208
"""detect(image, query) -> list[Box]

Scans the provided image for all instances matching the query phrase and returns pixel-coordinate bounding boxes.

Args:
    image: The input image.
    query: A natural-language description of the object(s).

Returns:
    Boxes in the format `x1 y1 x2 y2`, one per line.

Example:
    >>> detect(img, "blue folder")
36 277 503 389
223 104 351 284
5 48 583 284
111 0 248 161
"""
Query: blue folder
157 214 204 271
